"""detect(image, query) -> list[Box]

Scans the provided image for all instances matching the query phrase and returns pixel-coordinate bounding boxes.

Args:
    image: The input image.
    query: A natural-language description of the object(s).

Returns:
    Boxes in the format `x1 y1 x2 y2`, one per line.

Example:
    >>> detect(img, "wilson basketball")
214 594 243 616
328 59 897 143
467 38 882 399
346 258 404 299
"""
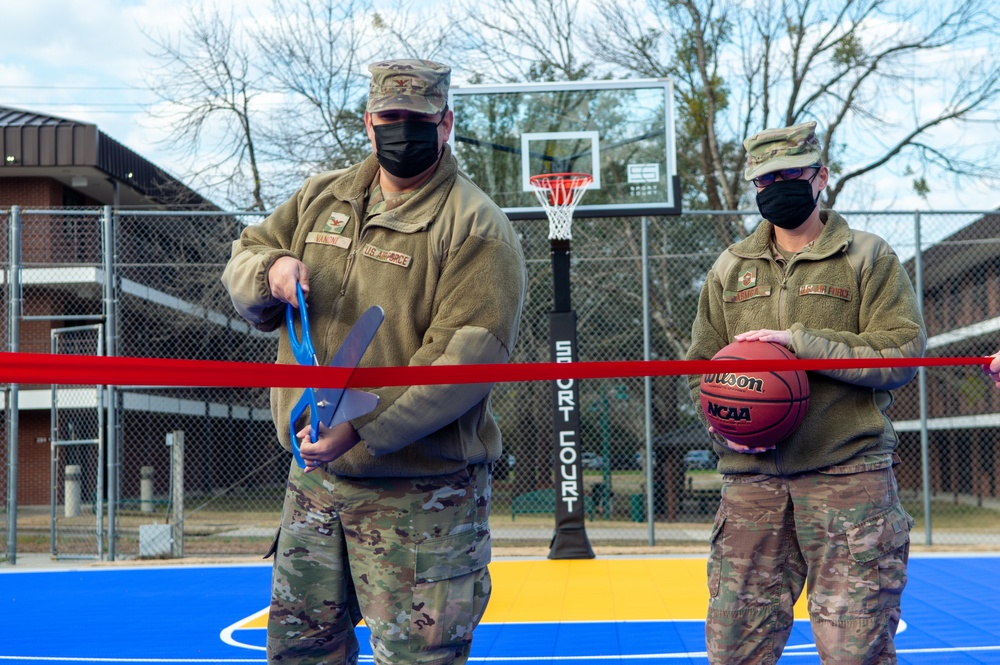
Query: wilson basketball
699 341 810 449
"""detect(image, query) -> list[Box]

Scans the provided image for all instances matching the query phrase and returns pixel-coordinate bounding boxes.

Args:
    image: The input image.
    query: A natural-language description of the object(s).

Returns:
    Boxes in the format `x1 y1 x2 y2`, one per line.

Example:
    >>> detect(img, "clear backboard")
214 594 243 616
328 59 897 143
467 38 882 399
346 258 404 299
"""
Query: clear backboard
449 79 680 219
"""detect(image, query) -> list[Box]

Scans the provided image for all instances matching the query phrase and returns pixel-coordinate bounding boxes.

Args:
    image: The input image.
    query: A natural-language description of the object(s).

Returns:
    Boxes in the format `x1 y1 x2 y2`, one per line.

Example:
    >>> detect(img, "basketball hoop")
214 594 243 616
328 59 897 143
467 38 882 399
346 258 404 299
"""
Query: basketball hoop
529 172 593 241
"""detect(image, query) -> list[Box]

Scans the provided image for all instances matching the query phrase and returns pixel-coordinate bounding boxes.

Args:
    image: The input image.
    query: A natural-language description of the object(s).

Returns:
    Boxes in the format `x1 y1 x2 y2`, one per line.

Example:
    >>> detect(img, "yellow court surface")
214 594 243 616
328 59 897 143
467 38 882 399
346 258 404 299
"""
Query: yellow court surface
483 556 809 623
239 556 807 629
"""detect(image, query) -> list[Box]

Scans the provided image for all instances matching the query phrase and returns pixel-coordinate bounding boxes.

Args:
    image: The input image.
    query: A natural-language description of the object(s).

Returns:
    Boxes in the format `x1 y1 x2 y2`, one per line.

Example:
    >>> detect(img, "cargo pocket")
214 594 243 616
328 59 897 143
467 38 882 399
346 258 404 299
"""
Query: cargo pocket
410 528 492 648
707 512 726 599
841 503 912 616
846 503 912 564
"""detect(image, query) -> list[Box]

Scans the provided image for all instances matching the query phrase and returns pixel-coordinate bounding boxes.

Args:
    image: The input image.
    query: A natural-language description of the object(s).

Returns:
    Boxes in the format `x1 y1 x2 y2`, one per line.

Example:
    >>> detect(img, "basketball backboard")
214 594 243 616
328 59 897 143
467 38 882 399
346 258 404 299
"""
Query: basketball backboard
449 79 680 219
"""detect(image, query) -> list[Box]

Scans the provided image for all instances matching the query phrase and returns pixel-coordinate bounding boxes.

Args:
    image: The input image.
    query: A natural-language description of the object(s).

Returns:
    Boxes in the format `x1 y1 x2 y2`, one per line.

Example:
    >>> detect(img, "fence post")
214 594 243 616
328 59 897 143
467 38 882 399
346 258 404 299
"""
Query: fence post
170 431 184 558
102 205 119 560
640 216 654 545
140 466 155 513
6 205 21 564
65 465 82 517
912 210 932 545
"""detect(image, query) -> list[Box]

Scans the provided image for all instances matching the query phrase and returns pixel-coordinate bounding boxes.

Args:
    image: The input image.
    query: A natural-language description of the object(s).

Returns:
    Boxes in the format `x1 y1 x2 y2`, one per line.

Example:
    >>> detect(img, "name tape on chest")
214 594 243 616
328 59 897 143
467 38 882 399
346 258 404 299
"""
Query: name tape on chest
723 285 772 303
306 231 352 249
799 283 851 300
362 243 412 268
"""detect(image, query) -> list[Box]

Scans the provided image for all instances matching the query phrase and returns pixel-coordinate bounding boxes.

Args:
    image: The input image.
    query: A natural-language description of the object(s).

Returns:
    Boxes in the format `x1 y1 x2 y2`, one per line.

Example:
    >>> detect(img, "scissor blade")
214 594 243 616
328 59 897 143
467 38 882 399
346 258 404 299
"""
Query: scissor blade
315 305 385 426
329 389 380 424
329 306 385 369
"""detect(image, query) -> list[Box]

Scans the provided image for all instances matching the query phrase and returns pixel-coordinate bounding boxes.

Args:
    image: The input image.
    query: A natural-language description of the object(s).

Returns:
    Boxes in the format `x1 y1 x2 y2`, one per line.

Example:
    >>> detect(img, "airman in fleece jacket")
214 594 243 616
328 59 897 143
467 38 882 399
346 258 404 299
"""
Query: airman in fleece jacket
686 211 926 476
221 144 527 479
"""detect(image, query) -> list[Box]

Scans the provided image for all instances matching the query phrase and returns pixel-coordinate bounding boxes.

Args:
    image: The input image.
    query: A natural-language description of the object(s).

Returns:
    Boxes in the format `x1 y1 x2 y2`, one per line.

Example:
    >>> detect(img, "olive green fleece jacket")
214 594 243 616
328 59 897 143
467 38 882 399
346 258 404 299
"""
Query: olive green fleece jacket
221 145 527 478
685 210 926 476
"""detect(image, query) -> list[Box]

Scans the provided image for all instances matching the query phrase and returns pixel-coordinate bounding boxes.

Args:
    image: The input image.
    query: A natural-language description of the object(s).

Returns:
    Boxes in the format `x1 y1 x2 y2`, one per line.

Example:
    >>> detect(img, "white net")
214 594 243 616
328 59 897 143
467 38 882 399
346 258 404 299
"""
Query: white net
529 173 592 240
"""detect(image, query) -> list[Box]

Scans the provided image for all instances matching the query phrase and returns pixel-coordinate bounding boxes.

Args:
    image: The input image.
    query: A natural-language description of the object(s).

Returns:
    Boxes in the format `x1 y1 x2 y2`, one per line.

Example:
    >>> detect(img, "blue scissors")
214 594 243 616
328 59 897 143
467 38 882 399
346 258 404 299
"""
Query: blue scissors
286 282 384 468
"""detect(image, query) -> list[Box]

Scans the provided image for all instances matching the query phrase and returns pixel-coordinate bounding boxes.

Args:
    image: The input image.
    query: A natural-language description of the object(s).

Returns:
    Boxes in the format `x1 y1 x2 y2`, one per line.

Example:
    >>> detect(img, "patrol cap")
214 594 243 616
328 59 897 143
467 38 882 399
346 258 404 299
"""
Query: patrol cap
743 121 822 181
367 59 451 114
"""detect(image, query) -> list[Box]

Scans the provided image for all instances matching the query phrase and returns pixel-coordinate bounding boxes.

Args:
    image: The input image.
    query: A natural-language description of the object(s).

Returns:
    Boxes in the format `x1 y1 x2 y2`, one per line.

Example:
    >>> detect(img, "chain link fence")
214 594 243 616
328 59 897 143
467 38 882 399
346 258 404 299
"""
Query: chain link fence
3 206 1000 561
1 207 8 562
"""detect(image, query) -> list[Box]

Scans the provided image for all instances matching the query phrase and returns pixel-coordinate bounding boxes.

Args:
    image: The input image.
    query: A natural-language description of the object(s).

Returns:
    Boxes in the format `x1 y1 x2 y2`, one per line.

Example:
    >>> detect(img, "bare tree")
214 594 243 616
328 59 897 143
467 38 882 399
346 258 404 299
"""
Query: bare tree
251 0 377 190
143 0 458 210
370 0 458 63
590 0 1000 213
457 0 595 82
143 6 268 211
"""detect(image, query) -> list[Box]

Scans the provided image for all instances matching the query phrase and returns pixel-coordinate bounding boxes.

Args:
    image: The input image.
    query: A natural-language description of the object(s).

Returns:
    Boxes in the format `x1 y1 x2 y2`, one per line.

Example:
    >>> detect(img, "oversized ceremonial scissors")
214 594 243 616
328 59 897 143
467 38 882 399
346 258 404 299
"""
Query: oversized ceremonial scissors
286 282 384 468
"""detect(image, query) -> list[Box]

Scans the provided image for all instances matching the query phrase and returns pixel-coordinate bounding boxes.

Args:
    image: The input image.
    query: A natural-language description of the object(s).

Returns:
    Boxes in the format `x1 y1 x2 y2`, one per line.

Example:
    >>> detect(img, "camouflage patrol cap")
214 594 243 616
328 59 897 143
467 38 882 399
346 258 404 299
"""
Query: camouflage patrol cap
743 121 822 181
367 59 451 114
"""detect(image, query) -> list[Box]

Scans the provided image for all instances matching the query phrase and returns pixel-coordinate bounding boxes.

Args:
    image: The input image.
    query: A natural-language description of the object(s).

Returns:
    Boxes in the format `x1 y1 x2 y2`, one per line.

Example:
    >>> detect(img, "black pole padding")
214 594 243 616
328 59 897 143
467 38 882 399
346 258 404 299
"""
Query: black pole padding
551 241 572 313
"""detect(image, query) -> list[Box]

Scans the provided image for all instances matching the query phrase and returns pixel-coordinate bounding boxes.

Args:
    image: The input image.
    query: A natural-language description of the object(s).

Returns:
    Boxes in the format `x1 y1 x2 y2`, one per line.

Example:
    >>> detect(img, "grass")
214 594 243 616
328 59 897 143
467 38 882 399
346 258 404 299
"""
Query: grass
5 478 999 558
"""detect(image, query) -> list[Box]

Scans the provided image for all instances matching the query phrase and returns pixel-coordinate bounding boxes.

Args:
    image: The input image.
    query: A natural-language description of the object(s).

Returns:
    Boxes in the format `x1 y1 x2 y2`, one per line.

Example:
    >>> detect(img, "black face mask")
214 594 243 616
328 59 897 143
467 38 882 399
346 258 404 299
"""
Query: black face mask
372 119 442 179
755 178 820 230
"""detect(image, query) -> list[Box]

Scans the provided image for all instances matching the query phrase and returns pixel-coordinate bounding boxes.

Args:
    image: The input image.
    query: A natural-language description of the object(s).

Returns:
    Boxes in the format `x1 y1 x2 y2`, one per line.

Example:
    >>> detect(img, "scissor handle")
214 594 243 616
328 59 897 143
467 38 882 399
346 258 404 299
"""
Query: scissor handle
289 389 319 469
285 282 317 367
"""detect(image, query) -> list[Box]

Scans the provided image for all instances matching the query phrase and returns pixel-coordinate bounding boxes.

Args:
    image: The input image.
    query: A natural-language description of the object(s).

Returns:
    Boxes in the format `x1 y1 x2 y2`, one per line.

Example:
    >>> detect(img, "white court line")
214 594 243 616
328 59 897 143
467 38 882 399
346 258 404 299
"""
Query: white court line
6 645 1000 663
7 612 999 663
0 659 265 663
219 607 267 652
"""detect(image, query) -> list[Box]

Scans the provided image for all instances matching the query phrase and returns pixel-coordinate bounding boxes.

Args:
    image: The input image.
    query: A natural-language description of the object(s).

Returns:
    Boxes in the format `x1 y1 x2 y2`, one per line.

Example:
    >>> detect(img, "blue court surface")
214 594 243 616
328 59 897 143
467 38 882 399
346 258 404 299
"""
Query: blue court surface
1 554 999 664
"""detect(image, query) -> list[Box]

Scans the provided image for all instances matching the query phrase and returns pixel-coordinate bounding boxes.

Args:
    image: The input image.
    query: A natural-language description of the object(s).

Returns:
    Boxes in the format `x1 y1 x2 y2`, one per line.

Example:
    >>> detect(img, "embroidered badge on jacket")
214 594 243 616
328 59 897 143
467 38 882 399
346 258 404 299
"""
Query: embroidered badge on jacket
723 266 770 302
324 211 350 234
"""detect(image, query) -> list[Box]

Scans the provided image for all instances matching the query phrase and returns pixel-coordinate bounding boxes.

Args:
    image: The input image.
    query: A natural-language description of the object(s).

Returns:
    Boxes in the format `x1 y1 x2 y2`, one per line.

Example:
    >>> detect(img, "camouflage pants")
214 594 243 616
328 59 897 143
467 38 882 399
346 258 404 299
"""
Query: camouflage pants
267 460 493 665
706 465 913 664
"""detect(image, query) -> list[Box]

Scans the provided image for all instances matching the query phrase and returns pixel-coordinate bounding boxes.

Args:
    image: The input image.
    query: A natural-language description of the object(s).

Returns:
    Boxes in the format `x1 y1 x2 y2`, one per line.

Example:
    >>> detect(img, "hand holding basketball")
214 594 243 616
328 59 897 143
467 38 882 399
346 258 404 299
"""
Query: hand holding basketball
710 430 775 454
734 328 791 346
699 340 810 450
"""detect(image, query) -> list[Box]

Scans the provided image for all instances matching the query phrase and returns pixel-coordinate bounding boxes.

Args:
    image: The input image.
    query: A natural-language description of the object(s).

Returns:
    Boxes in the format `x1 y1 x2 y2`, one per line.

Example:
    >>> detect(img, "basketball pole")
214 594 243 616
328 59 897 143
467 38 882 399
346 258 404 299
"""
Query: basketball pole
547 238 595 560
527 173 595 559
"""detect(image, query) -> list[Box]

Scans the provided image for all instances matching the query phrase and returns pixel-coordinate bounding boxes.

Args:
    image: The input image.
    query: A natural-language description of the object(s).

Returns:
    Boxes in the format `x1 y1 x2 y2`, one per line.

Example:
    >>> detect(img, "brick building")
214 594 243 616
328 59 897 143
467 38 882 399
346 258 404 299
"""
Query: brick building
1 106 219 507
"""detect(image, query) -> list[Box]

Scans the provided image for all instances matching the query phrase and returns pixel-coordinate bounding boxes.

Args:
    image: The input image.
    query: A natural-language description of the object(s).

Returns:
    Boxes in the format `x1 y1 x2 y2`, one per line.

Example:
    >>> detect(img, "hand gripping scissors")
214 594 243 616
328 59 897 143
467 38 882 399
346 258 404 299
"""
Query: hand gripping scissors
286 282 384 468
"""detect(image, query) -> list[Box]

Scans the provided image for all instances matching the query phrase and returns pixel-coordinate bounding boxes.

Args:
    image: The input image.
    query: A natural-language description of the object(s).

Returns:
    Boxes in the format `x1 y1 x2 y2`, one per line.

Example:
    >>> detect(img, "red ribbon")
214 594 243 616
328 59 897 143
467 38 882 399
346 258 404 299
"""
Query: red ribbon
0 351 991 389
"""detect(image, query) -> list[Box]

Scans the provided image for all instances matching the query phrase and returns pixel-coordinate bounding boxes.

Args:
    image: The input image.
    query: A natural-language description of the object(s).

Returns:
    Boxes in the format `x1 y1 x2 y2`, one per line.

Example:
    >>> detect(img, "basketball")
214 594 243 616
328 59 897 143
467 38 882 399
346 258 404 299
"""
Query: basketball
699 341 810 449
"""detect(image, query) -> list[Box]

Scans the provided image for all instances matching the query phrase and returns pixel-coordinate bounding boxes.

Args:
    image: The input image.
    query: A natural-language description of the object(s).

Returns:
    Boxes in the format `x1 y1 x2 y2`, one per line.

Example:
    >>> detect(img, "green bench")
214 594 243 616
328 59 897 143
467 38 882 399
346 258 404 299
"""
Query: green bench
511 489 594 521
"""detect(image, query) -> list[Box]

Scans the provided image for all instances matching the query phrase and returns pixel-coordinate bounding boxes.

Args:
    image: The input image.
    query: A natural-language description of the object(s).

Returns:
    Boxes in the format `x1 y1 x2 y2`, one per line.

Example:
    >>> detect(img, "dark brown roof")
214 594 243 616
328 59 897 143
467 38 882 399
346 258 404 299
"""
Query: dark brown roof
0 105 213 208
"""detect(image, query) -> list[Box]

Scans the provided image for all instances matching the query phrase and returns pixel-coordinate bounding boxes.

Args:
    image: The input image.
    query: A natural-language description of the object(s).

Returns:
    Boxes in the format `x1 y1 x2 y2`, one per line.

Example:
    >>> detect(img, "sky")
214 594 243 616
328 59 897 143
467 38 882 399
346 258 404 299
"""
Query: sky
1 1 191 174
1 0 998 214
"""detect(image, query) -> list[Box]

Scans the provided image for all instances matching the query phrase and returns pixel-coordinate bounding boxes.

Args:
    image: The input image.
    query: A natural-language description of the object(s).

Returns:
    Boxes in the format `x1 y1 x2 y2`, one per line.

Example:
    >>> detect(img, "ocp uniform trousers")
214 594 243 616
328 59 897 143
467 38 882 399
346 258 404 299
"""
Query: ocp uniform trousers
267 461 493 665
706 464 913 664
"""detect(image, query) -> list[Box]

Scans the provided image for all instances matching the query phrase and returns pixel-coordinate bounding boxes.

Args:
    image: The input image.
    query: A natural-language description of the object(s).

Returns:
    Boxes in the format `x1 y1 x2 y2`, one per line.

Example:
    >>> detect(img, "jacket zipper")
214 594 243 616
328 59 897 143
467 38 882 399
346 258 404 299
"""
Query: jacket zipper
776 258 788 330
341 198 366 296
774 254 790 475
